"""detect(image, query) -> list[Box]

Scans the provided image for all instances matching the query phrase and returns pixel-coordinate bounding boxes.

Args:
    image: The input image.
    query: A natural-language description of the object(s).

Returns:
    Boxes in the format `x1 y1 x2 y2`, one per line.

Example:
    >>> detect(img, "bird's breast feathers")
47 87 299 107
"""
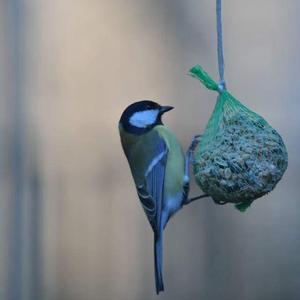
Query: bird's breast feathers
156 126 185 198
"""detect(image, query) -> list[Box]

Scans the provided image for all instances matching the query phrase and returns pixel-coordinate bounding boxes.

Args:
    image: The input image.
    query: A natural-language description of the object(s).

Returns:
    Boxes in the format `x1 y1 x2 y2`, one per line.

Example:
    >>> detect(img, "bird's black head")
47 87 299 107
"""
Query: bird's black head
119 100 174 134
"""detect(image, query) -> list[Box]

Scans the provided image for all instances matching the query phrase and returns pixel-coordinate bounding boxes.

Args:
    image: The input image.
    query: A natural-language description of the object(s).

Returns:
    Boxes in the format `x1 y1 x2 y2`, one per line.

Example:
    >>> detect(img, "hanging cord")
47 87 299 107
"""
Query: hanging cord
216 0 226 91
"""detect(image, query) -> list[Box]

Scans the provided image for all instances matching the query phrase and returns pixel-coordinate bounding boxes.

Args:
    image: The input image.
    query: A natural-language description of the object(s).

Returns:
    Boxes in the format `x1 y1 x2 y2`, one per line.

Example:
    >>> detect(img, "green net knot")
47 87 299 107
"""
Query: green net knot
189 64 225 93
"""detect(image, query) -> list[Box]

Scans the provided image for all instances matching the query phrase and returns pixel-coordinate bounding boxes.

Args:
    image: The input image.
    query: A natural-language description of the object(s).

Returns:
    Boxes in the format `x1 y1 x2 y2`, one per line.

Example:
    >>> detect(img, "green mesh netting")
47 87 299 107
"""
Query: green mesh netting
190 65 288 208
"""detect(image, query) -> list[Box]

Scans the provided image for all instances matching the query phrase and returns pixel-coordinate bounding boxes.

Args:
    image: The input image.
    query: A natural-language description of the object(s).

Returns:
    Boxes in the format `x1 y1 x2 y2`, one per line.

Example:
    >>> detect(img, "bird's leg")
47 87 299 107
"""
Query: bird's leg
186 194 209 204
183 135 209 205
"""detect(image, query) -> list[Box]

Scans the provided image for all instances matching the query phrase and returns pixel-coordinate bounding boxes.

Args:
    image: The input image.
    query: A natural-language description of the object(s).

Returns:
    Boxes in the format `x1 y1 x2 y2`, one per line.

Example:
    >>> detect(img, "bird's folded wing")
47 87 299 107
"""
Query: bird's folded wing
137 139 168 232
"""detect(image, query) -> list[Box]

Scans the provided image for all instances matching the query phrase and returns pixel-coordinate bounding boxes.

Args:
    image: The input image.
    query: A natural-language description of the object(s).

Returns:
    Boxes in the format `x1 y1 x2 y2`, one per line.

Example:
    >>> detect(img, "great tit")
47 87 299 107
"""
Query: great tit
119 100 192 294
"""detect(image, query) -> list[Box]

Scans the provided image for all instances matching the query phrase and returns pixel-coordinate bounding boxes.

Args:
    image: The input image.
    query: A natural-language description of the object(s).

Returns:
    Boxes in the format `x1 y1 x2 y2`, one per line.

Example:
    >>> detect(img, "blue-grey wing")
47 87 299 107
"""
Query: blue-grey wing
137 139 168 232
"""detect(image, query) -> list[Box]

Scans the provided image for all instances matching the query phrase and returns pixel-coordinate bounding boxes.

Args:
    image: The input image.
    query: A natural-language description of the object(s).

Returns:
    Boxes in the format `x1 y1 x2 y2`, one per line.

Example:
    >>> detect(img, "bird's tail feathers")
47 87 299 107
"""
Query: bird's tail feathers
154 231 164 294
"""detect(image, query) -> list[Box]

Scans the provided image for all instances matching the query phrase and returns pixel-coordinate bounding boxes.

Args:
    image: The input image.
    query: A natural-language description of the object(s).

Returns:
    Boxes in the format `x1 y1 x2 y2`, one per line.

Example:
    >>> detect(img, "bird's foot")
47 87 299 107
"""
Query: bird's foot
187 134 202 154
186 134 202 165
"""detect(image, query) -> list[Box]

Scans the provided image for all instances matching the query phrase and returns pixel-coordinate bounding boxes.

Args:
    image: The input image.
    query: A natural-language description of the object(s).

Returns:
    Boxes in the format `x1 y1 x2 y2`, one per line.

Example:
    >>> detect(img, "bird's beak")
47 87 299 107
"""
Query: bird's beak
160 105 174 114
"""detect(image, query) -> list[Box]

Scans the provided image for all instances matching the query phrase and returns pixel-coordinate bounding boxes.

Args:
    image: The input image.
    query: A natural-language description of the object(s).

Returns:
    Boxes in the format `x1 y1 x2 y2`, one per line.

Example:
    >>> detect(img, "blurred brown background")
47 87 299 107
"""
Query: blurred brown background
0 0 299 299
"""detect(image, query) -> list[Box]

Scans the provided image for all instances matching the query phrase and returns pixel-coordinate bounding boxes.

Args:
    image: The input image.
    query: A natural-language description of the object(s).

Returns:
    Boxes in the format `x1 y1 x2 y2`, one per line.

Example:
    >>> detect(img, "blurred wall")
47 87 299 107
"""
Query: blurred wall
1 0 300 300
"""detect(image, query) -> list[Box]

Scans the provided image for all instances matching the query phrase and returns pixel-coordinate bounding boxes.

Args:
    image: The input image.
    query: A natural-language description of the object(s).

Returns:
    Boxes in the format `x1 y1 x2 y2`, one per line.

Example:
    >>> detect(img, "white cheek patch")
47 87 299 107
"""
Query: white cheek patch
129 109 159 128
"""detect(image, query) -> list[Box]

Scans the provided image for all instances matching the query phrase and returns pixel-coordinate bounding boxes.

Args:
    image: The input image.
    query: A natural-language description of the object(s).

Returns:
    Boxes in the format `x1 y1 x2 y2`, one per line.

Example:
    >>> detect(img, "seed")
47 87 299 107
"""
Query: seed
224 168 232 179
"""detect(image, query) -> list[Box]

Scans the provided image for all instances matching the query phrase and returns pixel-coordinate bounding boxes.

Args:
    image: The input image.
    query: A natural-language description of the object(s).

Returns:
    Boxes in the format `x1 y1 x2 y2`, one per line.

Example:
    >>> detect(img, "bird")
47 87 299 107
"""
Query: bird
118 100 193 294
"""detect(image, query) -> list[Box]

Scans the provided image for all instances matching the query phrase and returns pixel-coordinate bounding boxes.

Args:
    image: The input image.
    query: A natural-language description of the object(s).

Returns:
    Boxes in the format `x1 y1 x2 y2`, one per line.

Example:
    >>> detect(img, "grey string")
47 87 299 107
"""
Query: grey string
216 0 226 91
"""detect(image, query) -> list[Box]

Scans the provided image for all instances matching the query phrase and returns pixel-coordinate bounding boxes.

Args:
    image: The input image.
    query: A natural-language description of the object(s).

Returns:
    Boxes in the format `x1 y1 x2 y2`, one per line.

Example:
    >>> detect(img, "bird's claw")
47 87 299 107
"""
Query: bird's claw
185 134 202 179
187 134 202 154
